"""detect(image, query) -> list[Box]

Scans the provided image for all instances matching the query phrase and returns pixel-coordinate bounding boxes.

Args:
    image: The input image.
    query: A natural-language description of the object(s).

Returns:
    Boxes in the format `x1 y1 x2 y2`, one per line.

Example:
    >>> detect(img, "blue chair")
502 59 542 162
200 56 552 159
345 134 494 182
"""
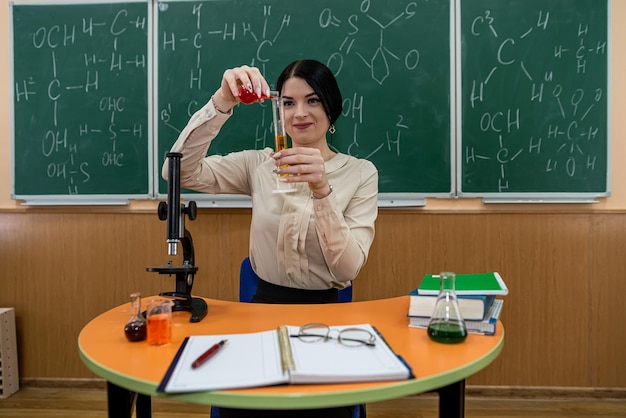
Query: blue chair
239 257 353 303
211 258 365 418
238 257 257 303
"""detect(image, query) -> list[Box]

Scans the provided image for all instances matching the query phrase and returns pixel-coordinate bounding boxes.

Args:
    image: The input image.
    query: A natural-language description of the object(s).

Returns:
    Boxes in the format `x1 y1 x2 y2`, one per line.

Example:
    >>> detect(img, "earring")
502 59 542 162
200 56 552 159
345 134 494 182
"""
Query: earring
328 124 336 134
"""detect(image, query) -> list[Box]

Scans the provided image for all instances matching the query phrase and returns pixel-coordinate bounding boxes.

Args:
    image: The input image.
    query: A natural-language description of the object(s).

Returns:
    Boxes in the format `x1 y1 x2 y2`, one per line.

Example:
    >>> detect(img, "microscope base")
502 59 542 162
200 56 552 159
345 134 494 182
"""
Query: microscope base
160 294 208 323
178 297 208 323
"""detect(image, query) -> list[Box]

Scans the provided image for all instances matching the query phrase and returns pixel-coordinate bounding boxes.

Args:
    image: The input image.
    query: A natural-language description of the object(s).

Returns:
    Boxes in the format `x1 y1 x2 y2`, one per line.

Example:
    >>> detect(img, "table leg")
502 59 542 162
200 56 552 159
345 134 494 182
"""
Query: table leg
106 381 152 418
136 393 153 418
437 379 465 418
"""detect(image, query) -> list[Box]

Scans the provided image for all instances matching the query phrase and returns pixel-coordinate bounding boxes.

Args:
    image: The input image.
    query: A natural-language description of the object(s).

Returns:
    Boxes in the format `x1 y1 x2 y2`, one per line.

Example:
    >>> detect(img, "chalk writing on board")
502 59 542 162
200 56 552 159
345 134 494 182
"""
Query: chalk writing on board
13 4 149 196
317 1 427 161
158 2 289 152
156 0 452 196
320 2 420 85
463 7 607 192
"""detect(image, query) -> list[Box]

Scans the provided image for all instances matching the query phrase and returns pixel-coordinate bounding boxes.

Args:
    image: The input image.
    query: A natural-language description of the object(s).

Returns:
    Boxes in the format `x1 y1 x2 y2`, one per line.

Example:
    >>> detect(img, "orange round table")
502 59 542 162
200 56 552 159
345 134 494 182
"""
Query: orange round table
78 296 503 417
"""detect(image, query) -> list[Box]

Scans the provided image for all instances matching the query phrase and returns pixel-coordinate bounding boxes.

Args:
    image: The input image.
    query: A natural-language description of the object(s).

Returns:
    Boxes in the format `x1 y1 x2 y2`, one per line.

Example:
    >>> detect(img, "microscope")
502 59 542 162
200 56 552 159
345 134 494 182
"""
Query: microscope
147 152 208 322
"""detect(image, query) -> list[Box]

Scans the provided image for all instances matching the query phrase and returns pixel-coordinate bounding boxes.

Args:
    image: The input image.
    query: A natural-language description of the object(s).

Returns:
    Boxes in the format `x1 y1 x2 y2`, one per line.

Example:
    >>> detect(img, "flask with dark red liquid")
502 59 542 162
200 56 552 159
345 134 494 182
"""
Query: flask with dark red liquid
124 292 147 342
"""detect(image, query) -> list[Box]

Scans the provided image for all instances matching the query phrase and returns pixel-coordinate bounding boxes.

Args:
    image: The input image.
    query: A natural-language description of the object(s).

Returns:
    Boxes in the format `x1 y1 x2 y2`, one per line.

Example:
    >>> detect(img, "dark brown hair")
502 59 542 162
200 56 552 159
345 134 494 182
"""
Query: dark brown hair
276 60 343 125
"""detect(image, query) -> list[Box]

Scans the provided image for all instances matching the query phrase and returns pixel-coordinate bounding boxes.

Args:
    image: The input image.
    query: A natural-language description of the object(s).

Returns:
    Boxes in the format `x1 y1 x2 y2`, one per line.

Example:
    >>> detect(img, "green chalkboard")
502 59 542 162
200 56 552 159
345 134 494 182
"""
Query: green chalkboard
11 1 151 201
14 0 604 205
155 0 453 200
459 0 609 198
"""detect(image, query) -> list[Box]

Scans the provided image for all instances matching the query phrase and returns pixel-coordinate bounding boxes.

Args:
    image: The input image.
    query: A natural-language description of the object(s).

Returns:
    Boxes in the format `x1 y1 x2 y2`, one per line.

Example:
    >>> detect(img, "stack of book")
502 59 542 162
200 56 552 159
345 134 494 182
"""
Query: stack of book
407 272 508 336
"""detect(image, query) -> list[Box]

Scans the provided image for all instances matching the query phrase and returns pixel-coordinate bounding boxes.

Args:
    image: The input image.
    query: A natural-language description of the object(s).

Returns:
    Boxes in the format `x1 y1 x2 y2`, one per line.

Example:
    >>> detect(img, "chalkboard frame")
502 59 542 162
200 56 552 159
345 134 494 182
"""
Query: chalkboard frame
455 0 611 202
10 0 154 205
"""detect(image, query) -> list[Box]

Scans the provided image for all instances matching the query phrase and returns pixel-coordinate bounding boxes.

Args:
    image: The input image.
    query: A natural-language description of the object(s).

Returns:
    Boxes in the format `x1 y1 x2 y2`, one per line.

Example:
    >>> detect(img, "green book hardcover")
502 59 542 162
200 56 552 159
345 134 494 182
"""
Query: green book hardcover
417 272 509 296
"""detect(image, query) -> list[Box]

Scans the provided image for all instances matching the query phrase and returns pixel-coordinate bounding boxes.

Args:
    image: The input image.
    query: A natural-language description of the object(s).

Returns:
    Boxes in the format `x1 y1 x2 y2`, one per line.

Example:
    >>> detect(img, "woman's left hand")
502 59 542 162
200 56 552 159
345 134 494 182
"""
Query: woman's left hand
272 147 332 198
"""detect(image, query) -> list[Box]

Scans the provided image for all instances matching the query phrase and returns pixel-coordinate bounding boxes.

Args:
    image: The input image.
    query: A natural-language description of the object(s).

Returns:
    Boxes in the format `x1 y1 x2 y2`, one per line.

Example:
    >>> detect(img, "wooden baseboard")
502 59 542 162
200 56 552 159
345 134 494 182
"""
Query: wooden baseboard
21 378 106 390
20 379 626 399
466 385 626 399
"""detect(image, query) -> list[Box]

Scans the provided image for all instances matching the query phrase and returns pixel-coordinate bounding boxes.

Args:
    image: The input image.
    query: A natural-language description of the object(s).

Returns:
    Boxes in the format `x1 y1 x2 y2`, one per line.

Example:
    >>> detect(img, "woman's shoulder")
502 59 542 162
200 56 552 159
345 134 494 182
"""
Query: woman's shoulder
234 149 273 180
333 152 378 174
230 147 273 164
242 147 273 157
213 148 273 177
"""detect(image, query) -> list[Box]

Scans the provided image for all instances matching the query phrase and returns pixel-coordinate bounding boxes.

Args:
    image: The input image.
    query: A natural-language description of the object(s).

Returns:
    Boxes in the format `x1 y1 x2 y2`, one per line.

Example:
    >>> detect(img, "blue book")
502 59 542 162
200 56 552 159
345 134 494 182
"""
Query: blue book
408 299 504 336
408 288 496 320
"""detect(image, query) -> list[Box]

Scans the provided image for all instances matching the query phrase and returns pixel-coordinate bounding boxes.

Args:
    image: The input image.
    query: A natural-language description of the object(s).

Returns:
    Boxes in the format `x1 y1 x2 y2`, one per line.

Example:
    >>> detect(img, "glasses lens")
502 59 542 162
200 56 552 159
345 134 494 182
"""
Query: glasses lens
339 328 376 347
298 323 329 343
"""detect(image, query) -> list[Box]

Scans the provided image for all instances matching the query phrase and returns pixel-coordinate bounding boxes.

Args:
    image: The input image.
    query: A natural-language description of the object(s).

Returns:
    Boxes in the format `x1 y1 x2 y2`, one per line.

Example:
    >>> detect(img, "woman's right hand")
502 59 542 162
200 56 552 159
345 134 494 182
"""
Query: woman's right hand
214 65 271 107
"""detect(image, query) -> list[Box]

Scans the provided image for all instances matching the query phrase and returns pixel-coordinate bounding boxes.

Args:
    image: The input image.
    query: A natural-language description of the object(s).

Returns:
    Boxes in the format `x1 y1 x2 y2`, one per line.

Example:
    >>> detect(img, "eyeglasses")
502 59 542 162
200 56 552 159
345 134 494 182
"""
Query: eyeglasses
290 323 376 347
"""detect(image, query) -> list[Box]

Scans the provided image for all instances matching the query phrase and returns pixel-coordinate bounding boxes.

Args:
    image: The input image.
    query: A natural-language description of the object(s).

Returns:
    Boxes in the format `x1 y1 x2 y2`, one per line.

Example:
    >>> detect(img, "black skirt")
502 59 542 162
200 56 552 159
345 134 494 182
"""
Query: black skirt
251 277 339 304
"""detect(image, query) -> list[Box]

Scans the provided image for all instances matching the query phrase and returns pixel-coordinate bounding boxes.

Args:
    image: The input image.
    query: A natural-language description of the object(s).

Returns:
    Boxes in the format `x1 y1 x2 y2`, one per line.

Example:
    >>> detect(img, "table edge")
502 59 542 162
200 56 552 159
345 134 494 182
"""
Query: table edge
79 326 505 409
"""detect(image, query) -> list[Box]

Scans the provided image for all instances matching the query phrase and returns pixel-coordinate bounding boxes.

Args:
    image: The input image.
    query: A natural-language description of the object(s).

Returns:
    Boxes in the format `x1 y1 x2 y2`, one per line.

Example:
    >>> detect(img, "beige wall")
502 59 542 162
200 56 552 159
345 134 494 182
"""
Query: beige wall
0 1 624 211
1 1 625 391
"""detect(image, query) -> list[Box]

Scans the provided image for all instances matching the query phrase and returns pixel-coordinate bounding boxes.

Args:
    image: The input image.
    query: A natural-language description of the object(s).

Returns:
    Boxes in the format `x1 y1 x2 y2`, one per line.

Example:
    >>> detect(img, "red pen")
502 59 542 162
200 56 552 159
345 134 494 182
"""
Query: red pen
191 339 228 369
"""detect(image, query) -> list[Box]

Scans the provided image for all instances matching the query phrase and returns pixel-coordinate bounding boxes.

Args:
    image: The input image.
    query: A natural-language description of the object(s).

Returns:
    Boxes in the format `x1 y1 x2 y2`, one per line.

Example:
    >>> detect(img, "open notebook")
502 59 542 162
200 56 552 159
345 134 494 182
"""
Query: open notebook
157 324 413 393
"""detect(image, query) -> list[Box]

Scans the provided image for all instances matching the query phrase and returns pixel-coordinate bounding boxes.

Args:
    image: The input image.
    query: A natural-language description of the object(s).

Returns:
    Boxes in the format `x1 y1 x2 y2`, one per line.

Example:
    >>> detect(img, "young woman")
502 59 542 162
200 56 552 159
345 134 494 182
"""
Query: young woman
163 60 379 308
